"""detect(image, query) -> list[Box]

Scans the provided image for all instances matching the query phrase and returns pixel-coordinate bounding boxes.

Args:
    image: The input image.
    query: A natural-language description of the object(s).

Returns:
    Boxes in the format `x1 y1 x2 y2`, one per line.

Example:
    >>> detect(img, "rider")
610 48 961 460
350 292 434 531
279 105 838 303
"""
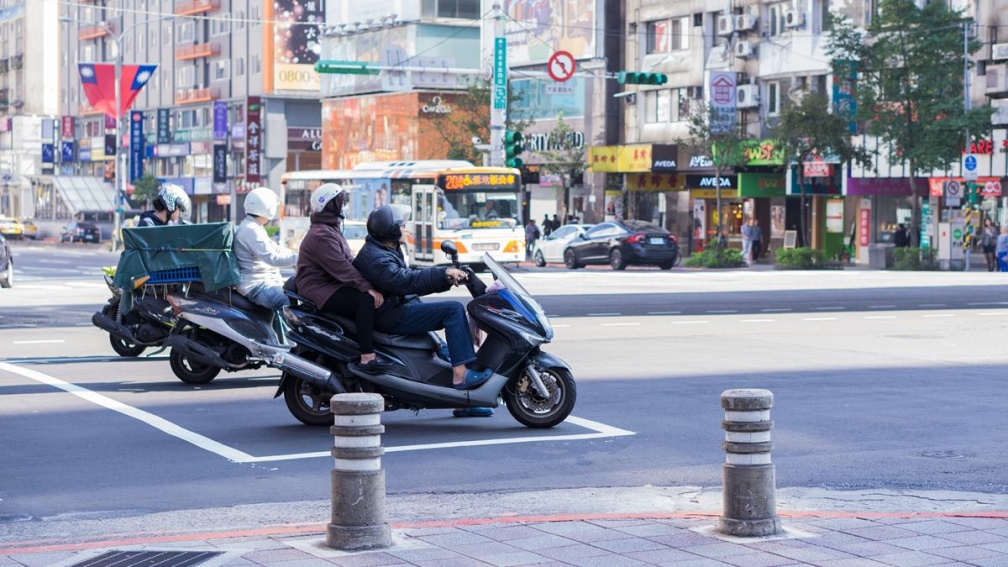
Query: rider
234 187 297 310
137 183 190 227
295 183 393 374
352 205 494 399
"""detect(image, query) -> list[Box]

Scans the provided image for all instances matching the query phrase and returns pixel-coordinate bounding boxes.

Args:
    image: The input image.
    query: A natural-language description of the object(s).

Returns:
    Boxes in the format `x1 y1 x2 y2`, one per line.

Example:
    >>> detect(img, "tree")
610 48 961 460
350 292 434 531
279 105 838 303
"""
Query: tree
826 4 991 245
430 76 531 165
130 174 160 209
538 112 585 222
683 102 752 246
772 92 872 246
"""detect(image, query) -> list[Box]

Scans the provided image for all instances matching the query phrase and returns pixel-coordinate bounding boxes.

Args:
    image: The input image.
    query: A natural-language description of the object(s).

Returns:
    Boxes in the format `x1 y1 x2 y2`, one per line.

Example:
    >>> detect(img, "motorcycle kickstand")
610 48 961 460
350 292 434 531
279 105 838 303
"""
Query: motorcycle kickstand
524 363 552 399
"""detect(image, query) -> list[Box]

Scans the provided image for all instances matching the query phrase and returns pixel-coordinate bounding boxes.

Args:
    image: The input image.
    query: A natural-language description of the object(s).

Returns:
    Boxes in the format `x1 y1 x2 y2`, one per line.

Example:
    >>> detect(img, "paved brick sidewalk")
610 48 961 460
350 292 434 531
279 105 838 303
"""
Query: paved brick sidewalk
3 510 1007 566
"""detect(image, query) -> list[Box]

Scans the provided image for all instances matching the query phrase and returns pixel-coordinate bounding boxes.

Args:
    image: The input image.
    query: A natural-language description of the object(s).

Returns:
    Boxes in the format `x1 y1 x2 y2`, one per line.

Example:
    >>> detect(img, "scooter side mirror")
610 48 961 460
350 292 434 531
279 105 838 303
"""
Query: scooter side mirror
440 240 458 258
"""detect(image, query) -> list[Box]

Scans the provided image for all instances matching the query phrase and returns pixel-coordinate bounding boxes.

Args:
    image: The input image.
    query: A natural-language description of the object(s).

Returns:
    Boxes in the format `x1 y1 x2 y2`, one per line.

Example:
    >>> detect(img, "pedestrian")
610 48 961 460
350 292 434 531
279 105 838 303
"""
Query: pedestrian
893 224 910 248
552 214 560 231
750 218 763 263
981 218 997 271
524 219 540 259
740 218 753 266
996 226 1008 272
542 214 554 237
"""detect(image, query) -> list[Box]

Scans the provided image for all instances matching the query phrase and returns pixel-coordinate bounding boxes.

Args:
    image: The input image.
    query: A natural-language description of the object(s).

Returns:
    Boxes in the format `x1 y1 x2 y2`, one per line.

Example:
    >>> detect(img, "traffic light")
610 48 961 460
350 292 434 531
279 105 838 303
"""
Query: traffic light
504 130 524 168
966 183 980 205
617 71 668 85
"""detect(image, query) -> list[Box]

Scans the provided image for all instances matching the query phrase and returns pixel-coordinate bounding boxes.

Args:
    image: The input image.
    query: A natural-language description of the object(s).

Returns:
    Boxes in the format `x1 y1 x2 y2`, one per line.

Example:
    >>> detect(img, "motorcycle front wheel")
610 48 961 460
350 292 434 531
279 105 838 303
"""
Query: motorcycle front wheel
283 375 335 426
102 302 146 357
504 366 577 428
169 347 221 384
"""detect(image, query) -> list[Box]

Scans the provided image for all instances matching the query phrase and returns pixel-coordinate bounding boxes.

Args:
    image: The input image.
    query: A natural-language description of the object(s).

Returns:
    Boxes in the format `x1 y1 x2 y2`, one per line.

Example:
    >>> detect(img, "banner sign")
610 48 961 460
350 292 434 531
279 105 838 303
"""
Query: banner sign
41 143 54 164
213 144 227 184
61 141 75 163
104 133 116 156
244 96 262 185
129 111 144 182
61 116 75 139
709 72 736 133
157 108 171 143
213 101 228 140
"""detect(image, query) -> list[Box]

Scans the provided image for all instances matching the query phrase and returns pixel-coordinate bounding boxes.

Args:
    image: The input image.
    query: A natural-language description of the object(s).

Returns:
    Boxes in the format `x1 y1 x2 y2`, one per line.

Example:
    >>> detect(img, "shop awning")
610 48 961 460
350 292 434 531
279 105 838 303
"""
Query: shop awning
39 176 115 213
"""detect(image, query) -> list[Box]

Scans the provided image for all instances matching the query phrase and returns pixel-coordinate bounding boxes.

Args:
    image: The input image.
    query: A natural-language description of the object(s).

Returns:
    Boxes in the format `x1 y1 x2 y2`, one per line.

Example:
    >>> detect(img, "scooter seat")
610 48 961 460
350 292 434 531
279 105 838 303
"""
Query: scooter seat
330 315 439 351
188 282 271 313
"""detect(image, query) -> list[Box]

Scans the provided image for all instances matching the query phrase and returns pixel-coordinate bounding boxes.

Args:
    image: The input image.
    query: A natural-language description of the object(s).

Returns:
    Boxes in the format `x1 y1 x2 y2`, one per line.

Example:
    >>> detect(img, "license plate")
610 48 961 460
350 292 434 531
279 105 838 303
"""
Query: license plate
648 237 665 245
472 243 499 251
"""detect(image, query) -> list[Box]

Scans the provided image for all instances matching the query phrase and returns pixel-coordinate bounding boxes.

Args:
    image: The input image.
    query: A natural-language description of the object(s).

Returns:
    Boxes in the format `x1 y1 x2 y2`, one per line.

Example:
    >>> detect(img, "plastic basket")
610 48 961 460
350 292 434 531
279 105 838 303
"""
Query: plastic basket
147 266 202 284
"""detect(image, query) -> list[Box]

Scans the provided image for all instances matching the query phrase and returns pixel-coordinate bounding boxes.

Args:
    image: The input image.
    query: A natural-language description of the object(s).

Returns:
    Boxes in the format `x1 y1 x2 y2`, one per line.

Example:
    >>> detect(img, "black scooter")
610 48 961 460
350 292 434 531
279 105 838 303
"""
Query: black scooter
277 242 576 428
92 273 173 357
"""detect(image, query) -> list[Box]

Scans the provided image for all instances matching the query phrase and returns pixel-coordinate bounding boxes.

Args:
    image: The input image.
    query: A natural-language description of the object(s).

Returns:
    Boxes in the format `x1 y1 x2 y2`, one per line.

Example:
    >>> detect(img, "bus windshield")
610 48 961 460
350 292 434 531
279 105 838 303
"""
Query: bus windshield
437 192 520 230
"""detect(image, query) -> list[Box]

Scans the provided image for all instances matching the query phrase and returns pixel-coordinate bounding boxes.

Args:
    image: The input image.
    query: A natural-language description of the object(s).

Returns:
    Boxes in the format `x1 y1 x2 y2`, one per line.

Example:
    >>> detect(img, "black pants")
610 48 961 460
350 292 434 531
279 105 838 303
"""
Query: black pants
751 240 762 261
322 287 376 355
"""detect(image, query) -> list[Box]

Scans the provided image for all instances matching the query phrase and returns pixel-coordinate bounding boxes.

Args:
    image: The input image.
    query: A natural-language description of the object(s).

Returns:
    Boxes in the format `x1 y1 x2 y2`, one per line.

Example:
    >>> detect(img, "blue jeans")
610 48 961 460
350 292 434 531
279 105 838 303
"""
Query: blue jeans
243 282 290 310
388 301 476 367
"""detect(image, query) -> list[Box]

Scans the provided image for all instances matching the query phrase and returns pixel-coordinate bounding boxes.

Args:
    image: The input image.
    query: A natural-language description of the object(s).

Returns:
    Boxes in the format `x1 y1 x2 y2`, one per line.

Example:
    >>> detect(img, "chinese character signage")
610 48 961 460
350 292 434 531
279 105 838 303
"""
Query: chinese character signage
157 108 171 143
213 144 227 184
709 72 736 134
437 172 520 191
265 0 324 92
244 96 262 187
61 116 75 139
213 101 227 140
129 111 144 182
587 145 653 173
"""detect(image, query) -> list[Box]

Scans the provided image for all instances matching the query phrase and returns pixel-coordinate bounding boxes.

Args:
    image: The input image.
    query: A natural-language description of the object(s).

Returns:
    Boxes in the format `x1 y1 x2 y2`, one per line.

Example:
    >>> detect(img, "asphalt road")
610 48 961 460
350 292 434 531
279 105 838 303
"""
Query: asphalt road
2 244 1008 536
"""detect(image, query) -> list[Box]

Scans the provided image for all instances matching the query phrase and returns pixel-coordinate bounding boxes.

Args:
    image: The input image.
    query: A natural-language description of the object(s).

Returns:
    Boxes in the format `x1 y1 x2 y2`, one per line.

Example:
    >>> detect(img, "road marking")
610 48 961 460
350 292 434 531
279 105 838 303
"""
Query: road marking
919 304 946 308
814 307 844 311
740 319 775 323
977 312 1006 316
706 310 737 314
588 313 621 317
803 317 837 321
923 314 955 318
968 302 1008 306
648 311 681 315
671 320 709 325
0 363 636 463
12 340 65 345
864 316 897 320
761 308 791 313
869 305 896 309
600 322 640 327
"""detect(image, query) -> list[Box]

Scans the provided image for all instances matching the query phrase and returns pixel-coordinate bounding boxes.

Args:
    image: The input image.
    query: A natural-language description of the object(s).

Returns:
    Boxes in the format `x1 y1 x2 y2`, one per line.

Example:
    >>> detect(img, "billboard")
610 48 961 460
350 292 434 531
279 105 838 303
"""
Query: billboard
265 0 325 93
503 0 597 65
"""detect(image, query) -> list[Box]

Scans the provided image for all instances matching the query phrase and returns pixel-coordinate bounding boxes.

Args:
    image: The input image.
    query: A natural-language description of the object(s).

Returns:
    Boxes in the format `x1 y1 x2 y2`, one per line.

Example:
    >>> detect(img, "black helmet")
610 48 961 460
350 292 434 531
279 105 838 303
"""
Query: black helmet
367 205 406 242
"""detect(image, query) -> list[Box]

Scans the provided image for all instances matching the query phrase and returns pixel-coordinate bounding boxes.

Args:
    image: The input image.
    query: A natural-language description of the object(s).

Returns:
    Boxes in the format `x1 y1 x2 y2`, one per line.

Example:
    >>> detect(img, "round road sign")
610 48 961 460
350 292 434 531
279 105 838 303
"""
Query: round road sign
547 50 576 82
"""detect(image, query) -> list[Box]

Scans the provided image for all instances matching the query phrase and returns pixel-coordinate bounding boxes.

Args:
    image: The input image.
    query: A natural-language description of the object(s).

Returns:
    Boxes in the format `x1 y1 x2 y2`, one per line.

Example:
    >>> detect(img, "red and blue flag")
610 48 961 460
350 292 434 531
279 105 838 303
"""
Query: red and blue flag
77 63 157 118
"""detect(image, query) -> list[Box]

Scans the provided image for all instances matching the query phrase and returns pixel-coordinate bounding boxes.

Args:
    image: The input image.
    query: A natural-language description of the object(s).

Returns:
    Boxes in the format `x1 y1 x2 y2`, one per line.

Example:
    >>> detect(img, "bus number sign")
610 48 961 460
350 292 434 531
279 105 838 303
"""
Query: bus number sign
439 173 518 191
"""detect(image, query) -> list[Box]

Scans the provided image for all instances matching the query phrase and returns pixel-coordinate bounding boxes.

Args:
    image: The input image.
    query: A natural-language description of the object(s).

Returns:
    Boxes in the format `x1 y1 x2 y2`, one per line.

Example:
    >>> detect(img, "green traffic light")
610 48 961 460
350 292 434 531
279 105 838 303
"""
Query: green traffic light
504 130 524 168
617 71 668 85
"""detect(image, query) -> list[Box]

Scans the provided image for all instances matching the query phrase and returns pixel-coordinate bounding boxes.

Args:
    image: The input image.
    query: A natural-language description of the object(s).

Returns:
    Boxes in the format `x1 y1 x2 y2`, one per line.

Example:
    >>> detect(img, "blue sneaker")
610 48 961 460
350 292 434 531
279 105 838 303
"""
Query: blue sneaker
453 407 494 418
453 367 493 390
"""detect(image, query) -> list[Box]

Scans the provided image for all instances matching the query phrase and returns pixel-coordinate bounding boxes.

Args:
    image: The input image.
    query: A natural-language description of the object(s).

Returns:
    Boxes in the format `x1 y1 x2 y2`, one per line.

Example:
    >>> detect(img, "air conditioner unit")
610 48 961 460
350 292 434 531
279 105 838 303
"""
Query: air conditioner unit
735 14 757 32
735 41 755 58
716 14 735 36
736 84 760 108
784 9 804 28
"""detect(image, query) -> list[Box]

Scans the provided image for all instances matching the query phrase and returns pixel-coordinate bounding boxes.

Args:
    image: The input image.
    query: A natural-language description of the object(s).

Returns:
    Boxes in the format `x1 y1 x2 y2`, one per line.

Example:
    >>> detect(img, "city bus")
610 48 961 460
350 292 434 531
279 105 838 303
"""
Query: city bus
279 160 527 267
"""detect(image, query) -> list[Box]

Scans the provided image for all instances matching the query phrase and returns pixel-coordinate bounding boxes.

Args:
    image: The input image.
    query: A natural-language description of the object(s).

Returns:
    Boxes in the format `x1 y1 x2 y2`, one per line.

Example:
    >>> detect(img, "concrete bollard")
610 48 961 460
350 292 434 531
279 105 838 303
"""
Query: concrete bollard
327 393 391 550
718 389 782 537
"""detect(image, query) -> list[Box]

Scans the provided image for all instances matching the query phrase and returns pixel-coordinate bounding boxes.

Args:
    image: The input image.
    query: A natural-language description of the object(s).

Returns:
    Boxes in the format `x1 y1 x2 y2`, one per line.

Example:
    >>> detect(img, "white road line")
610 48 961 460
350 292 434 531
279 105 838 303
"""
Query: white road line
648 311 681 315
588 313 621 317
919 304 946 308
803 317 837 321
740 319 775 323
671 320 709 325
923 314 955 318
761 308 791 312
869 305 896 309
600 322 640 327
706 310 737 314
12 340 65 345
968 302 1008 306
864 315 897 320
0 362 636 463
814 307 845 311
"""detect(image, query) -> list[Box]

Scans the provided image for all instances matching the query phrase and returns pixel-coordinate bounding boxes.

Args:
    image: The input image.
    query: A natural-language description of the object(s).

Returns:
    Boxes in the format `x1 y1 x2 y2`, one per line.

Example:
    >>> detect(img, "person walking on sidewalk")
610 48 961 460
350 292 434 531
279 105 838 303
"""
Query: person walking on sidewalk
740 218 754 266
997 226 1008 272
981 218 998 271
750 218 763 263
524 219 540 260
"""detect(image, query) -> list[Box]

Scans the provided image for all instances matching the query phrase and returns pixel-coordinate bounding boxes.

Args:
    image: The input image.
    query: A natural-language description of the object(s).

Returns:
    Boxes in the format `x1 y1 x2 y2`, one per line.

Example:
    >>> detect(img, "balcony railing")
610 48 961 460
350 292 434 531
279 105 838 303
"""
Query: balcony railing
174 0 221 16
174 87 220 105
79 24 112 40
175 42 221 61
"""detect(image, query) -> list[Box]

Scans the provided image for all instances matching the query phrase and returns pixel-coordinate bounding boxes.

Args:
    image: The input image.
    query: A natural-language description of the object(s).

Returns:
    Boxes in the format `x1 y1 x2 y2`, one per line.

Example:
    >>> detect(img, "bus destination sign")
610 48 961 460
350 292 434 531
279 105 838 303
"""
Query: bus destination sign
438 172 519 191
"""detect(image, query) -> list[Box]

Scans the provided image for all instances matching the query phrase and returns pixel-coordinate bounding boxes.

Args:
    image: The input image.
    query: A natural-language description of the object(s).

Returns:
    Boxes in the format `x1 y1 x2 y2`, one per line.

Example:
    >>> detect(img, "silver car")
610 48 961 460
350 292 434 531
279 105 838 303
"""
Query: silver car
531 224 594 267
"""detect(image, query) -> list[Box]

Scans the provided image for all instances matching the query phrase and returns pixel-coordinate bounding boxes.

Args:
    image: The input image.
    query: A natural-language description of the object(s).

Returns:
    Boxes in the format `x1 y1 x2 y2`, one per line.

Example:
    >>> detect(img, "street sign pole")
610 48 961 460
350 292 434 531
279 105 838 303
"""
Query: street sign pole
489 4 506 168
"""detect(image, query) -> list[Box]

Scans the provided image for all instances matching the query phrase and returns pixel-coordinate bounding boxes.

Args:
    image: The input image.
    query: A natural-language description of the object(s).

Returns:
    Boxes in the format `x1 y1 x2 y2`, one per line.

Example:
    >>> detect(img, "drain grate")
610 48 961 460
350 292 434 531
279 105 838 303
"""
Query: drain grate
71 550 223 567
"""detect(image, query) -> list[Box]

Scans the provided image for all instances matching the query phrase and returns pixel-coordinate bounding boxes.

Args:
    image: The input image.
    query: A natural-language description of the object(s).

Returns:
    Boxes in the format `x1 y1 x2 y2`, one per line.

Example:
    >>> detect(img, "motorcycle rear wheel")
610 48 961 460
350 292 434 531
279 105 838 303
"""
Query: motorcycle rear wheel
283 375 335 426
169 347 221 384
504 366 576 428
102 302 146 357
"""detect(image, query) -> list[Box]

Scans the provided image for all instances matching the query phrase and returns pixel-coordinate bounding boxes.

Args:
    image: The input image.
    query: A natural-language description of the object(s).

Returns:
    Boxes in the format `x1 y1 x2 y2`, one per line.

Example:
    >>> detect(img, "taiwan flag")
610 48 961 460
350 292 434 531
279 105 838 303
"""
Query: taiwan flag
78 63 157 118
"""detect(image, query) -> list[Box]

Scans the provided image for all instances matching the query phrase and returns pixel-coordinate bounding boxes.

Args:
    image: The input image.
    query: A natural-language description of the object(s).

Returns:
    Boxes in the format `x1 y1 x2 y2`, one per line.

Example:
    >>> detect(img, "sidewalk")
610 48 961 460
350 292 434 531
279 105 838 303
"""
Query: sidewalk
3 488 1007 566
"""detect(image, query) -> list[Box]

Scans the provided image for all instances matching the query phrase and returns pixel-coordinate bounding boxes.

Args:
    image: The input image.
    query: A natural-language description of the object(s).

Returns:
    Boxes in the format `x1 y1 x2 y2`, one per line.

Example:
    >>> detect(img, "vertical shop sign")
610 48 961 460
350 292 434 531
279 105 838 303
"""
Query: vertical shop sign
61 116 75 139
129 111 144 182
157 108 171 144
213 144 227 184
245 96 262 186
859 200 871 247
61 141 75 162
213 101 228 140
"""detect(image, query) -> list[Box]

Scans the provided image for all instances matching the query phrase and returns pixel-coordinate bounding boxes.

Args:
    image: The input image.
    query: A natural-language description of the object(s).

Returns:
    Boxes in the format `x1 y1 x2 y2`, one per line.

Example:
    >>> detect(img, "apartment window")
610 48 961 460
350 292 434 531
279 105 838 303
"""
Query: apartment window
212 13 232 36
235 57 246 76
177 21 194 43
212 60 230 81
177 66 195 88
82 44 94 62
644 88 696 123
646 17 689 53
236 10 245 29
767 81 780 115
422 0 480 19
768 3 788 36
251 5 260 24
252 54 261 74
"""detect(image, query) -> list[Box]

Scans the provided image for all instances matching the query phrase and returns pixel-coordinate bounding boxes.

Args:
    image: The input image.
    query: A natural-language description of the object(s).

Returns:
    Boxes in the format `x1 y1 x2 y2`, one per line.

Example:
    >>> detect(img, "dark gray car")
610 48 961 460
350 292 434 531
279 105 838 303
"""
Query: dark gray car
564 220 680 270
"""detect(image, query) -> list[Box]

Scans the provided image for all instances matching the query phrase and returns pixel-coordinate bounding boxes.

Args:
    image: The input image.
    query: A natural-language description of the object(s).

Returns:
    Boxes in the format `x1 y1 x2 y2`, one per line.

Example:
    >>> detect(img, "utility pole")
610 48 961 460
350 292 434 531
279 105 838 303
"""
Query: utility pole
489 4 506 167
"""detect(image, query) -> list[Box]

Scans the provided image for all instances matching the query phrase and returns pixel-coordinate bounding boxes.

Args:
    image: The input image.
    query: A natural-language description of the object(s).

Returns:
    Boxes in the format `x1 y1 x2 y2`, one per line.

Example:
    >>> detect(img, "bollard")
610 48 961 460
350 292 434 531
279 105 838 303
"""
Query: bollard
327 393 391 550
718 389 781 537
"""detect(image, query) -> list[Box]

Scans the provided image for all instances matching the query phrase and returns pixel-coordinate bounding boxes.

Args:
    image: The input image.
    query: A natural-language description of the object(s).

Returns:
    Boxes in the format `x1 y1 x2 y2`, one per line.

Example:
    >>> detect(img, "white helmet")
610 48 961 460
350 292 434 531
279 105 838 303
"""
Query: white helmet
310 183 347 214
158 183 191 216
244 187 280 219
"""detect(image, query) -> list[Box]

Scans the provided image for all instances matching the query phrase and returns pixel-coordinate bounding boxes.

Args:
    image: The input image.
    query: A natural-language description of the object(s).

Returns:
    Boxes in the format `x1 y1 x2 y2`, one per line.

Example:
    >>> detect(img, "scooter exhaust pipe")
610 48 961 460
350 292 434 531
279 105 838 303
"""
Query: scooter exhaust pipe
272 352 347 394
165 335 243 370
92 311 137 344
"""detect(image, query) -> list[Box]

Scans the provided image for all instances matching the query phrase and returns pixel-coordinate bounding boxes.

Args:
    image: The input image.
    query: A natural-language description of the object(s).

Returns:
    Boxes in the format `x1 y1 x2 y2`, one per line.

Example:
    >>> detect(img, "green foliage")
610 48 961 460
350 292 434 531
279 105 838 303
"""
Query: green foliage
773 247 840 270
684 247 746 269
131 174 160 208
430 76 532 164
892 247 938 270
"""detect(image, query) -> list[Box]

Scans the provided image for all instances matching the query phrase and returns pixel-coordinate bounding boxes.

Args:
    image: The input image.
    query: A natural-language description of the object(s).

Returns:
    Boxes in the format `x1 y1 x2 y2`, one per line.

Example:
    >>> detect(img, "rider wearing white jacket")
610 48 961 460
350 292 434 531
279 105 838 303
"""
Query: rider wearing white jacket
234 187 297 310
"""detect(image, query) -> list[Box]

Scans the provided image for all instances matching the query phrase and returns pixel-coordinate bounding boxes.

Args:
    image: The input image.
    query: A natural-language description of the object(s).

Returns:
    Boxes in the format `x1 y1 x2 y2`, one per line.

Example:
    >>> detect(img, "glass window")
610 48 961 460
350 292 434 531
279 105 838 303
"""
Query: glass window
647 20 670 53
643 90 658 123
212 60 230 81
177 21 194 43
437 192 520 229
769 3 787 36
436 0 480 19
671 17 688 50
767 81 780 115
656 90 671 122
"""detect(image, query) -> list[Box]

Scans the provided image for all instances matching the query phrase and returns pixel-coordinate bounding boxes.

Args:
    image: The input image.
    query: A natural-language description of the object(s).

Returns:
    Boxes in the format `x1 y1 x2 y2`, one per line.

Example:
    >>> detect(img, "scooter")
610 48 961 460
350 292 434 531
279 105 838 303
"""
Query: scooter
92 270 173 357
159 283 340 389
276 241 576 428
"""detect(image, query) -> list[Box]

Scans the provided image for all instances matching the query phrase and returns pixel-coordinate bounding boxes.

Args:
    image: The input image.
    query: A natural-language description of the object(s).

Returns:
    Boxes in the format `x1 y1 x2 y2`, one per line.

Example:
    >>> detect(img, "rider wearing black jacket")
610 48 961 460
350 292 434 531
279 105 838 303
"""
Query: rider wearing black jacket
352 205 493 392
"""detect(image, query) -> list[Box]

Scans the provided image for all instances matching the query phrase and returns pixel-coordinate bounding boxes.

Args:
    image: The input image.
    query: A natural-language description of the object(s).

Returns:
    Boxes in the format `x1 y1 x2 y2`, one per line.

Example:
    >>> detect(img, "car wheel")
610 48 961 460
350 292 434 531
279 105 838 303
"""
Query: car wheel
534 250 546 267
564 249 581 270
659 252 681 270
0 259 12 288
609 249 626 271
